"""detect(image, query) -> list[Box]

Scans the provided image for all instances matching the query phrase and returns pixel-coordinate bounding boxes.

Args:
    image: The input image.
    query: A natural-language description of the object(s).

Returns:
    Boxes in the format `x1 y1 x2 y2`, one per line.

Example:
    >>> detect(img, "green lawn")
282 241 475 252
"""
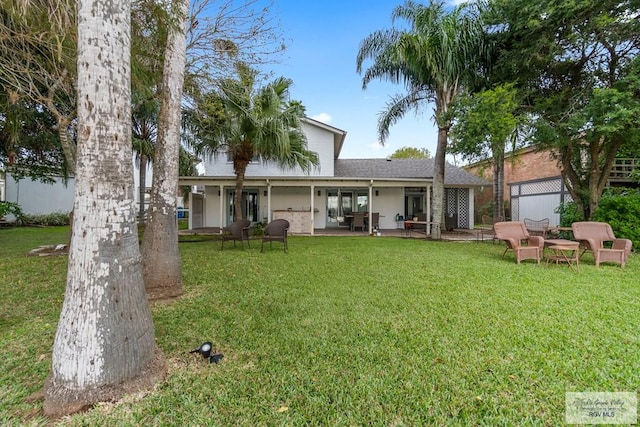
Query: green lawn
1 226 638 425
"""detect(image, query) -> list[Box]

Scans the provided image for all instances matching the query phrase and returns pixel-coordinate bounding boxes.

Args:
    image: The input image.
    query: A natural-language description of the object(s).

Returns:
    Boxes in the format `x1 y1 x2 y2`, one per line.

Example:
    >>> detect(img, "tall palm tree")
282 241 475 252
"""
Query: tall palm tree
356 0 484 238
140 0 190 301
192 62 319 221
45 0 164 415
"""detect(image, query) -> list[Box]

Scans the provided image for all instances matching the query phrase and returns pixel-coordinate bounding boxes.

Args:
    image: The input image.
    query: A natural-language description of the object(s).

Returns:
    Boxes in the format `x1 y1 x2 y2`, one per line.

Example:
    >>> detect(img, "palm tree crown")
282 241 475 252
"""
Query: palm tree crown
356 0 484 238
192 62 319 220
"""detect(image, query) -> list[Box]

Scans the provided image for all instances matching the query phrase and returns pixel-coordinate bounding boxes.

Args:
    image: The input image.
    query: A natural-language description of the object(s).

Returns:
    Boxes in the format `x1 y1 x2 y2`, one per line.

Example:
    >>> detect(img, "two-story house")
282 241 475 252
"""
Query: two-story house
179 117 488 234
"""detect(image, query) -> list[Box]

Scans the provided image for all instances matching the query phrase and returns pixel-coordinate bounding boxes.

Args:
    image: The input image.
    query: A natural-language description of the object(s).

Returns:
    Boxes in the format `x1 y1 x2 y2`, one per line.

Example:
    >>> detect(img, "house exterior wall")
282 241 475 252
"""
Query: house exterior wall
5 155 179 218
5 174 75 215
201 120 335 178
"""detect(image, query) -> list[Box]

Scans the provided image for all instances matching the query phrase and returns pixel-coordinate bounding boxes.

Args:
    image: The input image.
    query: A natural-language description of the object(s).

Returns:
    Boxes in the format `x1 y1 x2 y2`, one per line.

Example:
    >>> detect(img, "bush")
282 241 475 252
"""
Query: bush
592 188 640 250
20 212 71 226
554 201 584 227
0 201 24 222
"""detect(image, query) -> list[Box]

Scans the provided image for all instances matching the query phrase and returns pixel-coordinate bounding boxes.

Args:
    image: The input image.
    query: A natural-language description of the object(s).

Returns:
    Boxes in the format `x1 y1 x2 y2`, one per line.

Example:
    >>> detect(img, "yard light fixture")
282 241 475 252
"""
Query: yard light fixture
190 341 213 359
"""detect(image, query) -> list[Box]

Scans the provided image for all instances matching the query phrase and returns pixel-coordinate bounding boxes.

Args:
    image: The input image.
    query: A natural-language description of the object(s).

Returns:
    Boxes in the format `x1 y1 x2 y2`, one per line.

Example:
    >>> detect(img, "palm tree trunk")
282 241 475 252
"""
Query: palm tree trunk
234 161 249 221
431 127 447 240
45 0 165 416
56 117 76 174
138 154 147 223
141 0 189 301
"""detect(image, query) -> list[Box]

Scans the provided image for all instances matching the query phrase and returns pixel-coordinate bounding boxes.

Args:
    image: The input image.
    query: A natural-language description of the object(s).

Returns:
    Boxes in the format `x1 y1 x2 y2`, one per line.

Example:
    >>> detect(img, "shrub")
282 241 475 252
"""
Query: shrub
20 212 71 226
0 201 24 223
592 188 640 250
554 201 584 227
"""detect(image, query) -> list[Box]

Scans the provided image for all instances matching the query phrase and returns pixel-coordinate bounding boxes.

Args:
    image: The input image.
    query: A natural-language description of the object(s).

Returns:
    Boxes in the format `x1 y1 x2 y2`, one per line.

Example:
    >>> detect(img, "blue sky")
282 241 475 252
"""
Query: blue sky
266 0 462 160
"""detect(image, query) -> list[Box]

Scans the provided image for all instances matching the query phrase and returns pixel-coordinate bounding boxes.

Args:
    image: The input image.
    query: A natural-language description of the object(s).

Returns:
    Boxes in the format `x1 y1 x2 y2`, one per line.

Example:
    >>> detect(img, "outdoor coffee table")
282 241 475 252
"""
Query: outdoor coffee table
546 242 580 272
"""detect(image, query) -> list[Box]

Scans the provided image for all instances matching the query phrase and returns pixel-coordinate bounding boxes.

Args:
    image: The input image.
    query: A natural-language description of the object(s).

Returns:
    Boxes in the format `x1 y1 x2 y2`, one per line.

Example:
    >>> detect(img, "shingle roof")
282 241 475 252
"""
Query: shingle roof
334 158 489 186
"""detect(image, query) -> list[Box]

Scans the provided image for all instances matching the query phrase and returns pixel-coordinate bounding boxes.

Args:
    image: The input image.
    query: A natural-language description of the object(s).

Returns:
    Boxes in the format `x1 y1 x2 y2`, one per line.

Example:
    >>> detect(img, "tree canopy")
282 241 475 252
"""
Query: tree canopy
190 62 319 220
484 0 640 219
390 146 430 158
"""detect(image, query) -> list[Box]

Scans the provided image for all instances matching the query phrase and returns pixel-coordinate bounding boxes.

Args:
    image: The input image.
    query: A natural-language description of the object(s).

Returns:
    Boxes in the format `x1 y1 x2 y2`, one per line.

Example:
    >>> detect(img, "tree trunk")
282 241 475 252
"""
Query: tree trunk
56 116 76 175
44 0 165 416
141 0 189 301
138 154 148 223
493 151 505 220
431 127 447 240
234 161 249 221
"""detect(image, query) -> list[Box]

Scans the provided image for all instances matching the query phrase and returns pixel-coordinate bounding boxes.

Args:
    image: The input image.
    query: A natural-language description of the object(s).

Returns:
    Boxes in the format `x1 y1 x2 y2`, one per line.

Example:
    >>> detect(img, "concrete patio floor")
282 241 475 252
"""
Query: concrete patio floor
181 227 486 242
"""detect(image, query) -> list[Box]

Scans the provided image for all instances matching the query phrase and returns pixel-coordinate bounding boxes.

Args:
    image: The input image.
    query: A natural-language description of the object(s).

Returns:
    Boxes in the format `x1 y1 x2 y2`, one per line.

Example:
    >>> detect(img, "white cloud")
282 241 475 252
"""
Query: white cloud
311 112 332 123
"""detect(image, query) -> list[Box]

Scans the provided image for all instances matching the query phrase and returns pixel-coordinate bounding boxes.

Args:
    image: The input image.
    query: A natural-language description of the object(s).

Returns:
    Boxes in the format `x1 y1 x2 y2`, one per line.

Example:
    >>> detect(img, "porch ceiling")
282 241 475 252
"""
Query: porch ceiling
178 176 432 188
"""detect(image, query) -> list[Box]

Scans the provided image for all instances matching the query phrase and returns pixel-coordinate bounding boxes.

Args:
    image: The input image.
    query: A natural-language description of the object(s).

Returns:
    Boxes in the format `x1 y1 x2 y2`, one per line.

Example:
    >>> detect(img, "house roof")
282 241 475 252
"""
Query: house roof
334 158 489 186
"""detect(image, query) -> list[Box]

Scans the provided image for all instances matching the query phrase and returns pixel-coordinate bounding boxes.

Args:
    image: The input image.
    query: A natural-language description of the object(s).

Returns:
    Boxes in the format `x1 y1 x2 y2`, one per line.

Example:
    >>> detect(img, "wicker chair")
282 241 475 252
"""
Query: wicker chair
261 219 289 252
221 219 251 250
370 212 380 230
571 222 632 268
524 218 550 238
494 221 544 264
351 212 365 231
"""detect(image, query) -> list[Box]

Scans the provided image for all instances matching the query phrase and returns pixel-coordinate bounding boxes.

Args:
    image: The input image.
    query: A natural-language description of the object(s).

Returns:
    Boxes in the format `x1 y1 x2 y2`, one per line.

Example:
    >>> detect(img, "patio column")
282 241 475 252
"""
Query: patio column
310 185 315 235
219 184 224 231
267 181 272 222
426 184 431 234
368 182 373 234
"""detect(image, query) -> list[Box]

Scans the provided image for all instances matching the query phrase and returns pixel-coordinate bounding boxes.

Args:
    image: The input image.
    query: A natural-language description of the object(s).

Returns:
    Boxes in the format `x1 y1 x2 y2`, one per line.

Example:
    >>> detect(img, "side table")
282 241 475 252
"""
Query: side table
546 243 580 272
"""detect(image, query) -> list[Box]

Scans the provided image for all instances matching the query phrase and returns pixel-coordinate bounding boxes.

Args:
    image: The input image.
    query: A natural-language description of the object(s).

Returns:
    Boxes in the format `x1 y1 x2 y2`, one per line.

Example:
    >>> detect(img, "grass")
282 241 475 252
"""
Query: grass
1 226 638 426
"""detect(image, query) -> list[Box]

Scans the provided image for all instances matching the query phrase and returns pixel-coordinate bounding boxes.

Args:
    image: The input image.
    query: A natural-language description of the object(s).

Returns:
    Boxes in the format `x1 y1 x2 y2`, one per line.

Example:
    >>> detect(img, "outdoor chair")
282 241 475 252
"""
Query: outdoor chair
478 215 503 242
571 221 632 268
493 221 544 264
370 212 380 230
351 212 365 231
524 218 550 238
221 219 251 250
261 219 289 252
412 212 428 231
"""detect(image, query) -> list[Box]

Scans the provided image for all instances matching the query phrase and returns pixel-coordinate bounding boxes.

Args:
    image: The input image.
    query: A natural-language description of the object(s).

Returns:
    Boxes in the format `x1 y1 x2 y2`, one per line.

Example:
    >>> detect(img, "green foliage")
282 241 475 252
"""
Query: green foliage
0 201 23 221
251 221 265 236
390 146 430 158
484 0 640 219
592 188 640 249
554 202 584 227
1 227 639 425
20 212 71 226
450 83 522 162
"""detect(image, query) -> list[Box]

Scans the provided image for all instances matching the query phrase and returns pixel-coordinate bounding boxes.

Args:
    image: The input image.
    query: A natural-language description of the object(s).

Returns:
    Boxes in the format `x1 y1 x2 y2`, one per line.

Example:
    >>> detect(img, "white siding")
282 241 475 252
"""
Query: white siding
202 120 335 177
5 174 74 215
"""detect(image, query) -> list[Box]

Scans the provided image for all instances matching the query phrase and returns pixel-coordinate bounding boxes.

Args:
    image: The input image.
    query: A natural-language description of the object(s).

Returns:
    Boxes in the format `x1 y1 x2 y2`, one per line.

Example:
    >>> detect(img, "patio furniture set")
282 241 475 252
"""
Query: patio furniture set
493 220 633 271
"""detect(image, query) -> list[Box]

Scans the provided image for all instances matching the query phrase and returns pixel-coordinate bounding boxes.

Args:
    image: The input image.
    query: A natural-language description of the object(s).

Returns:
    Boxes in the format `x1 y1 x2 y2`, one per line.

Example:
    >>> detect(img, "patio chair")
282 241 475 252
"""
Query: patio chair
493 221 544 264
221 219 251 250
524 218 550 238
571 221 632 268
370 212 380 230
351 212 365 231
261 219 289 252
478 215 503 242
